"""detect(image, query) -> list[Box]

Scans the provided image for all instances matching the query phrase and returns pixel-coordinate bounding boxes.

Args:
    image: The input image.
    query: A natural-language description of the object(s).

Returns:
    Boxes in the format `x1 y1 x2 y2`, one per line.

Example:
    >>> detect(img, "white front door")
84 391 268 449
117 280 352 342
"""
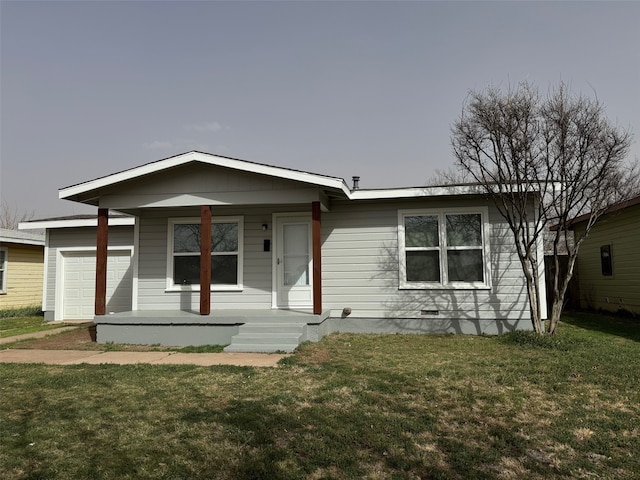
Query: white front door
275 215 313 308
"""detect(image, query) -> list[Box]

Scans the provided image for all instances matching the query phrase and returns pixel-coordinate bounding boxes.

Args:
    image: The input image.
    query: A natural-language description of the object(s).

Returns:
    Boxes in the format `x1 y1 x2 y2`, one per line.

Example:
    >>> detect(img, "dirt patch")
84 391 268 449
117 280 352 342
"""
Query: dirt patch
8 326 177 352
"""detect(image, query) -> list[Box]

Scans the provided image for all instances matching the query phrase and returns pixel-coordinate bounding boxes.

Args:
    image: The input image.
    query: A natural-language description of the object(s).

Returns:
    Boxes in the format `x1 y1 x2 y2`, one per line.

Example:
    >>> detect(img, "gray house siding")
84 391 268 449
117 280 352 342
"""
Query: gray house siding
320 198 530 333
136 205 309 311
98 163 326 210
44 226 134 320
133 197 530 332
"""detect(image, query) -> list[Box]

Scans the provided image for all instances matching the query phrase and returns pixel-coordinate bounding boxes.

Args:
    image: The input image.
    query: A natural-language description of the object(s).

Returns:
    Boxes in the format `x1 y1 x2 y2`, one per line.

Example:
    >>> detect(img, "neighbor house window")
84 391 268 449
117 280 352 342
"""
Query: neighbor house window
398 208 490 289
0 247 7 294
600 245 613 276
167 217 243 290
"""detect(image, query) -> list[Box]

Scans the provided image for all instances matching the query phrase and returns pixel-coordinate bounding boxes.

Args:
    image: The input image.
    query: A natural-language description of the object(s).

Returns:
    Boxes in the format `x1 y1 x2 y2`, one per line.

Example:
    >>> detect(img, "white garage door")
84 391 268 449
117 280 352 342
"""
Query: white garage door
62 251 133 320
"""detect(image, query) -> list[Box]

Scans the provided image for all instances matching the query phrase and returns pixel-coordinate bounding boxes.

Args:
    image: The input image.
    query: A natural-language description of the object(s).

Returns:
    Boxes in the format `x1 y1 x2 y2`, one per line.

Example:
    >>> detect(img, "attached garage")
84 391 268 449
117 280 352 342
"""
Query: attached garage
19 215 136 322
59 250 133 320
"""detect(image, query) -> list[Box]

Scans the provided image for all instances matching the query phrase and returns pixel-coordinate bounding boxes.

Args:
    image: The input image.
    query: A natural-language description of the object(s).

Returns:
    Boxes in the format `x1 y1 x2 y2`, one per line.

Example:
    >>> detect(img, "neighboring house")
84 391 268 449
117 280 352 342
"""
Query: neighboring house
0 228 45 311
571 195 640 315
21 151 546 351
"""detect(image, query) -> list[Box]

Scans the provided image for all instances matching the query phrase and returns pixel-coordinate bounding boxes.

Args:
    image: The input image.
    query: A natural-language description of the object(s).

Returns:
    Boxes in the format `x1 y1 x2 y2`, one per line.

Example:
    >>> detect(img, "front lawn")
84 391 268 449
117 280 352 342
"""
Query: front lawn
0 313 66 338
1 312 638 479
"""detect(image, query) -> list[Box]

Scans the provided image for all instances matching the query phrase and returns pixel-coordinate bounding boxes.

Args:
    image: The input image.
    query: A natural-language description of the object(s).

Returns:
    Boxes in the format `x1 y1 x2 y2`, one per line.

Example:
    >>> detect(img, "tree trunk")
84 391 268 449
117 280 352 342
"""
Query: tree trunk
521 258 543 334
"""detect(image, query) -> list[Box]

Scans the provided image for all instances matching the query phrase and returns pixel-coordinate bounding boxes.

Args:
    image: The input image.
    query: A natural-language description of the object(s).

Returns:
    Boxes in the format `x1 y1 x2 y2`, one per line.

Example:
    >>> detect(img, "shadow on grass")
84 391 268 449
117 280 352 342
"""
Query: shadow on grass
177 392 501 479
561 310 640 343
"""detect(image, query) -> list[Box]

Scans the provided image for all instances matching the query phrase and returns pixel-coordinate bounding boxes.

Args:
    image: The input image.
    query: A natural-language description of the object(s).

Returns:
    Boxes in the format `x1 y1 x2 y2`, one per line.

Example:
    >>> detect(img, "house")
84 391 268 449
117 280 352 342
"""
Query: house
571 195 640 315
0 228 45 311
21 151 545 351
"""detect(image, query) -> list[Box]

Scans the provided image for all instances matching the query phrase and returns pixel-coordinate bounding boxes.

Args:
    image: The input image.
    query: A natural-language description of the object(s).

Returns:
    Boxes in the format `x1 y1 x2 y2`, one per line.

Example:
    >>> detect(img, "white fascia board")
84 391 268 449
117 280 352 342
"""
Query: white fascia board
349 184 487 200
19 217 136 230
59 151 199 200
59 151 352 201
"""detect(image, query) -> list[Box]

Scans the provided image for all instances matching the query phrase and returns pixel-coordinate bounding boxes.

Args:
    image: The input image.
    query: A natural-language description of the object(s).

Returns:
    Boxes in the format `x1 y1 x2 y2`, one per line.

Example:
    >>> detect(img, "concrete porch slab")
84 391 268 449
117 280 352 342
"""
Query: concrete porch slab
95 309 331 325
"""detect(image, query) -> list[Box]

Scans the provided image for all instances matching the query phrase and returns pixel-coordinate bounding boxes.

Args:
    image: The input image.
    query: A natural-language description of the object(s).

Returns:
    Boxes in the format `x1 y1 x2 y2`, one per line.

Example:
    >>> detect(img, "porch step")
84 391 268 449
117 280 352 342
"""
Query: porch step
224 322 305 353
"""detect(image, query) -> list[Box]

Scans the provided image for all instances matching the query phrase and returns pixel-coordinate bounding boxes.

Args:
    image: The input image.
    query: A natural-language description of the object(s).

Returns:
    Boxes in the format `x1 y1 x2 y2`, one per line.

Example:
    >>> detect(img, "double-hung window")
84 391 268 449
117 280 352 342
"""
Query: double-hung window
398 208 490 289
167 217 243 291
0 247 7 294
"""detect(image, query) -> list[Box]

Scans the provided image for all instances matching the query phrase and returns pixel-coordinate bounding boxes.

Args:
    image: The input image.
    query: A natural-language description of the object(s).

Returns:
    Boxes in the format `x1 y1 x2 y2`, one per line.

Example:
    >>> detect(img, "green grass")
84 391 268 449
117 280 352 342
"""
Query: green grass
0 314 66 338
1 311 639 479
175 344 226 353
0 306 43 318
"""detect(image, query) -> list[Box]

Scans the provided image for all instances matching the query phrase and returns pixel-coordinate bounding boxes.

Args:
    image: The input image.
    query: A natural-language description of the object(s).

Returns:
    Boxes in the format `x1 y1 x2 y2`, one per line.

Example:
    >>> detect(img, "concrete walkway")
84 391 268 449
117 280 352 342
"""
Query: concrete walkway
0 326 288 367
0 325 85 345
0 349 287 367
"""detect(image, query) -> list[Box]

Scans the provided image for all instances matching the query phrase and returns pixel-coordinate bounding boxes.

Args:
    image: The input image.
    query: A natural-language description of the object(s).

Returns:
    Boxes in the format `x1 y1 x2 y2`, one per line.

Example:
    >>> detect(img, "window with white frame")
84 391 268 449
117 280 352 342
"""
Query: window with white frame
398 208 490 289
167 217 243 290
0 247 7 294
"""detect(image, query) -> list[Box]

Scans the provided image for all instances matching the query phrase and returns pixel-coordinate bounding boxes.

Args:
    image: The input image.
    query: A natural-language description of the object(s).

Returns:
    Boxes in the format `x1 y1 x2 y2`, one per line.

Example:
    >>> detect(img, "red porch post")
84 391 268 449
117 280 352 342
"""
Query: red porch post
200 205 212 315
95 208 109 316
312 201 322 314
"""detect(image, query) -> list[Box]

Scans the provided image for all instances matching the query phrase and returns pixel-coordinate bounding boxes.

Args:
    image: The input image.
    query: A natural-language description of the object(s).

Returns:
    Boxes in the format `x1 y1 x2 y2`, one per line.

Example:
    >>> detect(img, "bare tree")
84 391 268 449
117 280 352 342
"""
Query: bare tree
425 166 472 186
451 81 635 334
1 199 35 230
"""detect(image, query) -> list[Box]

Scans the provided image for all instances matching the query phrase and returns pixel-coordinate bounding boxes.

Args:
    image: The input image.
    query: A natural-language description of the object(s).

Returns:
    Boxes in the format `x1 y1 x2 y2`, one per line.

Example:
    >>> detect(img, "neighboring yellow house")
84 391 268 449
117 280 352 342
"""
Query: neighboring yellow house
0 228 45 311
573 195 640 315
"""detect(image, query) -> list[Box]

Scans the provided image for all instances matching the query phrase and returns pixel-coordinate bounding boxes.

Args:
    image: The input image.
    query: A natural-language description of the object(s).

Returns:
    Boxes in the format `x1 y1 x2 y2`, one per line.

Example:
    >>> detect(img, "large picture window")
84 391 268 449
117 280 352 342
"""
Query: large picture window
167 217 243 290
398 208 490 289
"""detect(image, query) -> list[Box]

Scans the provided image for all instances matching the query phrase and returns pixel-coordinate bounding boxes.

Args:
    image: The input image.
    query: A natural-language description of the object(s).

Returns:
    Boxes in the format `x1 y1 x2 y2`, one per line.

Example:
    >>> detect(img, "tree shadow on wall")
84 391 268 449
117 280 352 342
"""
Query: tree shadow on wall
372 241 528 335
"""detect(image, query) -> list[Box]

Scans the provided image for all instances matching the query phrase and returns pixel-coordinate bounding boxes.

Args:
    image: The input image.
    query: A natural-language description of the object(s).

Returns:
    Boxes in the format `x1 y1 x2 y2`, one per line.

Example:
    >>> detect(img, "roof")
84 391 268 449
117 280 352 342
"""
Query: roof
19 214 136 230
0 228 45 246
59 151 353 203
566 194 640 228
58 150 494 205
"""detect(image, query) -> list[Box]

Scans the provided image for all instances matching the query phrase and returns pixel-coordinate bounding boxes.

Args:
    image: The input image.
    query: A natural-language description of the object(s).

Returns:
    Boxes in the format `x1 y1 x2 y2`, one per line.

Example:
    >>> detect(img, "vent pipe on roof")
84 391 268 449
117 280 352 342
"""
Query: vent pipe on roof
352 176 360 190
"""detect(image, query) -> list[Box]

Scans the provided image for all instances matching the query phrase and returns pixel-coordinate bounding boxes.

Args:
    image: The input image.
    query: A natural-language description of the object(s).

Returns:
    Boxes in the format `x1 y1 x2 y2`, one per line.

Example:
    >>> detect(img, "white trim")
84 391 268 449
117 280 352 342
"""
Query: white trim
131 217 140 310
60 151 352 202
165 216 244 292
42 230 49 310
0 246 7 294
20 217 135 230
350 185 487 200
54 246 134 321
398 207 491 290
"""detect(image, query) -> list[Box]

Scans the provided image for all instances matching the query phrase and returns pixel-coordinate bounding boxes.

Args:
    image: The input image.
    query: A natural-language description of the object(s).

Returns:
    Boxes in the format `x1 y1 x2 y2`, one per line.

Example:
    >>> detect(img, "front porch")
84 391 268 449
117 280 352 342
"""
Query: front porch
94 309 332 352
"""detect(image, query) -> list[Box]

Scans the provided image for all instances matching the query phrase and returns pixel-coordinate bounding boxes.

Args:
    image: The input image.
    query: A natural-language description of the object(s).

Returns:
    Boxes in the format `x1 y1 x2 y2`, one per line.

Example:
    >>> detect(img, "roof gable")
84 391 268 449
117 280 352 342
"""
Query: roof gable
60 151 351 205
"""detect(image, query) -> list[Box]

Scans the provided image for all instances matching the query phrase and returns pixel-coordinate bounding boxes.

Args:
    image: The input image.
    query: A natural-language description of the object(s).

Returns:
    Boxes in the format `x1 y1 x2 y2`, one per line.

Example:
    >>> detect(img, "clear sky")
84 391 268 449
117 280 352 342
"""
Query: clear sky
1 0 638 218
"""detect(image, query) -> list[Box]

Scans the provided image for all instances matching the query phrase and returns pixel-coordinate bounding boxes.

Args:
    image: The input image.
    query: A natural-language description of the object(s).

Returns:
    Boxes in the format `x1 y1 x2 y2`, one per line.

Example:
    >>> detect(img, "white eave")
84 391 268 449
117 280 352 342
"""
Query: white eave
349 184 488 200
59 151 353 202
19 216 136 230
